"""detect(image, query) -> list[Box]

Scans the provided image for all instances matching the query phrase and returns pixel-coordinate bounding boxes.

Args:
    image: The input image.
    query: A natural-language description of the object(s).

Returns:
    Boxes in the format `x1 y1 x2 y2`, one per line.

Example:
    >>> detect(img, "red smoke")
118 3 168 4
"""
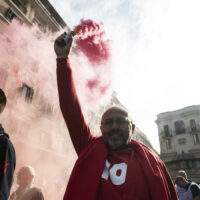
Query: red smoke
74 19 112 65
69 19 113 103
0 19 113 105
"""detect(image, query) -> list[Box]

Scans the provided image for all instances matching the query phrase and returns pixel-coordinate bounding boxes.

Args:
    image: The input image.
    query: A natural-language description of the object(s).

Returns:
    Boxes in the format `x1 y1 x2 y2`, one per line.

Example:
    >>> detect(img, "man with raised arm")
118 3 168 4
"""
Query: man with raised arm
54 33 178 200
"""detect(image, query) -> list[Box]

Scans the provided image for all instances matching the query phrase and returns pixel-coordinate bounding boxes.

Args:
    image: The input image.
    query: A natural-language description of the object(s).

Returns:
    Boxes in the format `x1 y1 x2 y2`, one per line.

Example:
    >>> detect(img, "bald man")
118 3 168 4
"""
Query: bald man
54 33 178 200
9 166 44 200
0 88 16 200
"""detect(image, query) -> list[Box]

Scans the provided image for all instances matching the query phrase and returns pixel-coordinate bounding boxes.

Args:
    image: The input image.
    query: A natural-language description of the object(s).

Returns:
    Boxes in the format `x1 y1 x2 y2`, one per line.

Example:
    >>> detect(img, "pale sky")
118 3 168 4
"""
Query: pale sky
49 0 200 152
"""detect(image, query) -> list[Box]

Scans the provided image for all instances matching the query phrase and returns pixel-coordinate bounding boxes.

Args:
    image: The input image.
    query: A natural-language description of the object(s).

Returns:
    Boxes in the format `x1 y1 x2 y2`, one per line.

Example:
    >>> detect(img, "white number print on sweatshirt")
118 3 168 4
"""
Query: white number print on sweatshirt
101 160 127 185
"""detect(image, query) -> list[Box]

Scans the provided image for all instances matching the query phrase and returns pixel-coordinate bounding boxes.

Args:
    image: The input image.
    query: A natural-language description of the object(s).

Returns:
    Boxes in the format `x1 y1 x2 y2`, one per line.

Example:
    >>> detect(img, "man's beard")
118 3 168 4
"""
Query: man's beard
103 130 129 151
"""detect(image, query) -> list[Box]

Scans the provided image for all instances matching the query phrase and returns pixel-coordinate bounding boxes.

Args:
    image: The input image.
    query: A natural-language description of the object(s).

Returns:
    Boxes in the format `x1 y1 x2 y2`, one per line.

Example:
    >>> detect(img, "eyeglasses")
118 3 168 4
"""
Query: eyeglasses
102 118 132 128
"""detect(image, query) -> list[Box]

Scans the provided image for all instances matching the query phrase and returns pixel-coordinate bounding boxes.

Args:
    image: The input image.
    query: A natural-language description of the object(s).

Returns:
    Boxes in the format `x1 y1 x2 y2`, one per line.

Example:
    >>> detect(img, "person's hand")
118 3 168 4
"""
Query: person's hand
54 32 73 58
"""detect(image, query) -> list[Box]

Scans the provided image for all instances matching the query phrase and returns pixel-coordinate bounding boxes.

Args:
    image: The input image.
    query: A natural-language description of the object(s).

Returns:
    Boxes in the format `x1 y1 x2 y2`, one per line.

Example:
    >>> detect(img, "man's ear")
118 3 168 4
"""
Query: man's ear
132 124 135 134
100 125 103 132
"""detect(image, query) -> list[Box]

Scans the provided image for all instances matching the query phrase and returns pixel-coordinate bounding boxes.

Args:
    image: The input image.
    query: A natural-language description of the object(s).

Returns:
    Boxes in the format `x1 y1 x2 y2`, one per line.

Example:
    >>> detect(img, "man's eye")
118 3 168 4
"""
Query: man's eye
117 119 126 123
104 120 113 125
119 121 126 124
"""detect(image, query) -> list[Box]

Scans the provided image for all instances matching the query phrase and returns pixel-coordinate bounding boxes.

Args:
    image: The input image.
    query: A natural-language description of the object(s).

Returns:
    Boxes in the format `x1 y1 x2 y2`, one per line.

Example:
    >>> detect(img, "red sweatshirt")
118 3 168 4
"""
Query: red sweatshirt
56 58 178 200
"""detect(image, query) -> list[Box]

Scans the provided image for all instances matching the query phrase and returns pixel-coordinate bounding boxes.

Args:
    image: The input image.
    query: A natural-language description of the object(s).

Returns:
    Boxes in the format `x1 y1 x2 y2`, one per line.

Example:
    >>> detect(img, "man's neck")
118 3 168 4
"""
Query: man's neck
18 183 32 192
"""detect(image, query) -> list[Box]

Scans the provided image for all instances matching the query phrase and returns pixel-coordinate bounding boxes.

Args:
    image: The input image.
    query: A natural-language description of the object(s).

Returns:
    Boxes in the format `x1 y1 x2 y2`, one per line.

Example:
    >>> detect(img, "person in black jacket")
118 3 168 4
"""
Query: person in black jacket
0 88 16 200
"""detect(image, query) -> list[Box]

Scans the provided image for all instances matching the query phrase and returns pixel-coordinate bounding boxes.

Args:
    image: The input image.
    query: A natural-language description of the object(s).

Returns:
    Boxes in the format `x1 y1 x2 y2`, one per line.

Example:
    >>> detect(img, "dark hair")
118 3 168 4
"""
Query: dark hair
0 88 7 106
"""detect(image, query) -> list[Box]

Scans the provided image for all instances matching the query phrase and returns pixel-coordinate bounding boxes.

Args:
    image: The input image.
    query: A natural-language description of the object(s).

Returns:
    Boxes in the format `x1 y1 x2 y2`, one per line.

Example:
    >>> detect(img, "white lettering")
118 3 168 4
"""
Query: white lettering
101 160 127 185
101 160 110 180
110 163 127 185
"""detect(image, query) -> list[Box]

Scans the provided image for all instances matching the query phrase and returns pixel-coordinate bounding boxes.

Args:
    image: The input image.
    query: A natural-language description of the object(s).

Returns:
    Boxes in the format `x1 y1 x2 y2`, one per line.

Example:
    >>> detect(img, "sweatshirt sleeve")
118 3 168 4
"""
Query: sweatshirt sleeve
191 184 200 198
56 58 95 155
0 138 16 200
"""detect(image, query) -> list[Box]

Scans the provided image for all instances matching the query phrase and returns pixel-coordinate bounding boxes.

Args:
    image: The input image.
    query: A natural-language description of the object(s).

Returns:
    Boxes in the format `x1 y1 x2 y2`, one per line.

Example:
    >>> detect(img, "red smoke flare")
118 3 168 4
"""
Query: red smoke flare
73 19 111 65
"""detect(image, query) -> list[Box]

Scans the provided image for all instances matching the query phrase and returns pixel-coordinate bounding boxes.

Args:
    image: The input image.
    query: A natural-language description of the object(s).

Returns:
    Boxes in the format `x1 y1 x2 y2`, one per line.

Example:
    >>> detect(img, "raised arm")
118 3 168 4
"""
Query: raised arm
54 33 94 155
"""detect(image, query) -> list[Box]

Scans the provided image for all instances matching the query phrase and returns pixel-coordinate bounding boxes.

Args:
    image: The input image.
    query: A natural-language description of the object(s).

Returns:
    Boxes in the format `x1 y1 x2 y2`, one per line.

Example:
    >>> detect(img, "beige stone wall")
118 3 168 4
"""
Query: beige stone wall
156 105 200 183
0 0 69 32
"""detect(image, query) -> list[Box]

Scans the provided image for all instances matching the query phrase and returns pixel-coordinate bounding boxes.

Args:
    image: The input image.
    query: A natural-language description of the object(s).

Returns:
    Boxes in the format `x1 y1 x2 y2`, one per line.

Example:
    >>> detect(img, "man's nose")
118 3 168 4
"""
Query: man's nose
111 120 118 129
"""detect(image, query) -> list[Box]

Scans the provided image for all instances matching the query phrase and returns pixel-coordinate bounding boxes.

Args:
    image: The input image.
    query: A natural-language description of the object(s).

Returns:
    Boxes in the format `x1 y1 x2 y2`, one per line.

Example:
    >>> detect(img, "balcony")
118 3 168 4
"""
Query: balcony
5 0 32 25
188 126 200 134
5 8 17 22
160 131 173 138
11 0 27 14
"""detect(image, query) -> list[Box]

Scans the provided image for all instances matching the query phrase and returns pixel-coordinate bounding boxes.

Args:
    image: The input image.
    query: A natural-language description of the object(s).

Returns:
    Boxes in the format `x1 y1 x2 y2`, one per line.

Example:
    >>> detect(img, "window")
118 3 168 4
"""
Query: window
180 161 187 169
39 101 55 114
175 120 186 135
197 161 200 168
11 0 27 14
164 125 170 136
176 162 181 169
44 103 54 114
190 119 196 132
166 139 172 150
19 83 34 103
5 8 17 22
188 161 196 169
193 134 200 145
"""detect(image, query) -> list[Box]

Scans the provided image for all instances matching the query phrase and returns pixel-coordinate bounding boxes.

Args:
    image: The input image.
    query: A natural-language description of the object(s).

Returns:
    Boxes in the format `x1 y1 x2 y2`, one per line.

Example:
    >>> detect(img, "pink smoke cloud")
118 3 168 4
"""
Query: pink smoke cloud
0 19 113 105
69 19 113 104
74 19 112 66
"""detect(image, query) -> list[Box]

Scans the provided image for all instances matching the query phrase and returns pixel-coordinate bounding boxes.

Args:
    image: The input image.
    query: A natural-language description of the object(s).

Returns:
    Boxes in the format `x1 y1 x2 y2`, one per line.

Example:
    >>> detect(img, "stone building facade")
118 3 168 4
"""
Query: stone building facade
156 105 200 183
0 0 68 32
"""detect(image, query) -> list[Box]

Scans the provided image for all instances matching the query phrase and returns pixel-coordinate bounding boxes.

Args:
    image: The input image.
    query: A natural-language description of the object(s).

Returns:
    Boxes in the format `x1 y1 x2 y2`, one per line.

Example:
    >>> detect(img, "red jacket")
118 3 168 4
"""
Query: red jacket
56 58 178 200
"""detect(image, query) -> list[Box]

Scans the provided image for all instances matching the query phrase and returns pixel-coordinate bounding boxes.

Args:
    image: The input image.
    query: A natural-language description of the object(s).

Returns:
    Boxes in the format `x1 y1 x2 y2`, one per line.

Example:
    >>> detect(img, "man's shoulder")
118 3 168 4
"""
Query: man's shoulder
190 182 200 191
28 187 43 193
87 136 103 148
0 132 15 156
131 139 161 162
190 183 200 198
131 139 157 154
23 187 44 200
0 133 10 146
0 124 10 144
0 133 14 147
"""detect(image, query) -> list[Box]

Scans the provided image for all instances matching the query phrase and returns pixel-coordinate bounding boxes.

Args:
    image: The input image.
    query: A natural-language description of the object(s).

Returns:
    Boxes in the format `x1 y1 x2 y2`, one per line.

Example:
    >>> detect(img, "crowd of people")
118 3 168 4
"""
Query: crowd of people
0 32 200 199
